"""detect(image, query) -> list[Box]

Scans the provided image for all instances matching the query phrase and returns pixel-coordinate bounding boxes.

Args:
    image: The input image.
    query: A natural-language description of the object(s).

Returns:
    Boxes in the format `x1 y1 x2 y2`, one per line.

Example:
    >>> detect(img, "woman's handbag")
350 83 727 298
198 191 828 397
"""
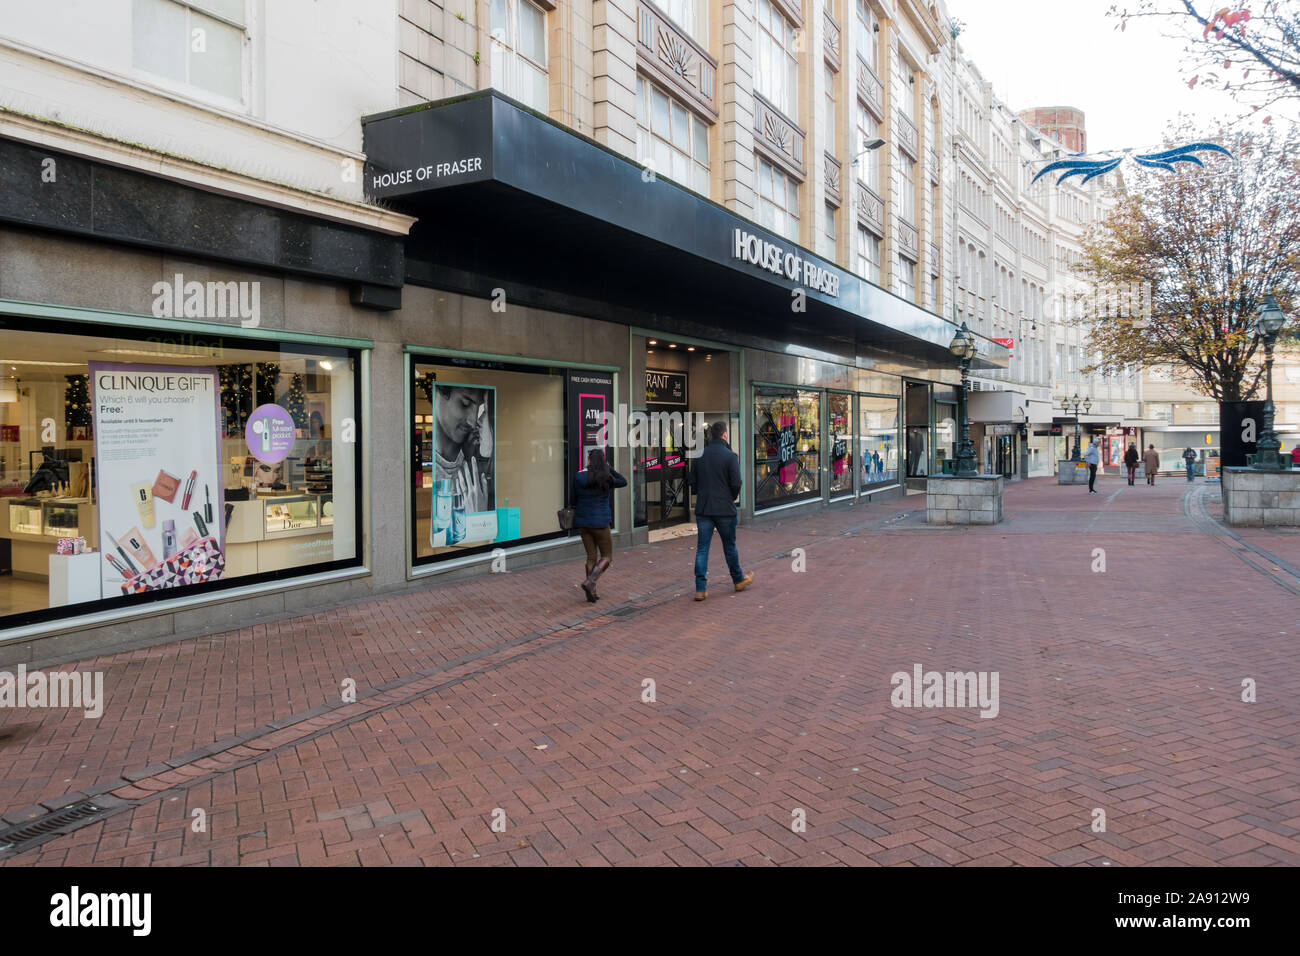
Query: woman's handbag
557 506 576 531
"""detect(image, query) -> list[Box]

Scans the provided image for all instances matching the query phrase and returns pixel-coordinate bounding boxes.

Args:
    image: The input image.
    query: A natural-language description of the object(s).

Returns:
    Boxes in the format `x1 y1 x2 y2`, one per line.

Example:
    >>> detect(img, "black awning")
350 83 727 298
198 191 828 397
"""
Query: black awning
362 90 1008 372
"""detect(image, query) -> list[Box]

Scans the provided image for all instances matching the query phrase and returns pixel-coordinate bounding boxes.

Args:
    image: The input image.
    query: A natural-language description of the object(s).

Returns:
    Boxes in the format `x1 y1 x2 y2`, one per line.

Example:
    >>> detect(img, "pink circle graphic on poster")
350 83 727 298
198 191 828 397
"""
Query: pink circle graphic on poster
246 404 295 463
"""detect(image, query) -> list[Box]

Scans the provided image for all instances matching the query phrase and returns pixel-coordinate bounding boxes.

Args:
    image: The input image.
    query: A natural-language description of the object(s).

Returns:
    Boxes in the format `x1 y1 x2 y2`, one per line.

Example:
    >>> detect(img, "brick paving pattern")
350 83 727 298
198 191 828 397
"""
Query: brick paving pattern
1 475 1298 866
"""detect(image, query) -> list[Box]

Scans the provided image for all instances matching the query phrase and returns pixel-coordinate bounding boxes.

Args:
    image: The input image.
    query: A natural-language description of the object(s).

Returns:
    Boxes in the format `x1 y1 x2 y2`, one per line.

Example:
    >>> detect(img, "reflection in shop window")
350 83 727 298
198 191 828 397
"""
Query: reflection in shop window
412 359 566 562
828 393 853 496
934 403 956 473
0 321 360 627
859 394 899 488
754 388 821 509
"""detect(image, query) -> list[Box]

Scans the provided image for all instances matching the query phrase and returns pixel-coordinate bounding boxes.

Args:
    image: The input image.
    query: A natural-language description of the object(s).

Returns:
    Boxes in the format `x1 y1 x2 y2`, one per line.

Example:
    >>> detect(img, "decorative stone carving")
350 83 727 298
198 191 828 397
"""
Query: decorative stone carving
753 93 805 181
636 2 718 123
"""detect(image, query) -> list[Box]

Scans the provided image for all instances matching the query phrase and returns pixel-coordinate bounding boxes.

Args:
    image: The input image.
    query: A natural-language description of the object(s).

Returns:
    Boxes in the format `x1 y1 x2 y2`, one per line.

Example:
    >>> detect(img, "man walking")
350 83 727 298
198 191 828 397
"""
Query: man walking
1124 442 1139 486
1182 446 1198 482
1142 443 1160 486
688 422 754 602
1083 439 1100 494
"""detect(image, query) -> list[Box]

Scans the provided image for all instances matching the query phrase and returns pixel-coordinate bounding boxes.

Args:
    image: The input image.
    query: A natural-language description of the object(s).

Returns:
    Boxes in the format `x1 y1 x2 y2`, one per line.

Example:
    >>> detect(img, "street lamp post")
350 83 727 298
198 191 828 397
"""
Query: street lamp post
1059 394 1092 461
1252 294 1287 471
949 321 979 477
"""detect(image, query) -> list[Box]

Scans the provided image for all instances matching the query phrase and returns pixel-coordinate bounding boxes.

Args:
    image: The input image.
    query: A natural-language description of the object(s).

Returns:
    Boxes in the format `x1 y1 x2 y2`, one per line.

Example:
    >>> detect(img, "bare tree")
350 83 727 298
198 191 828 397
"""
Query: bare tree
1077 123 1299 402
1110 1 1299 114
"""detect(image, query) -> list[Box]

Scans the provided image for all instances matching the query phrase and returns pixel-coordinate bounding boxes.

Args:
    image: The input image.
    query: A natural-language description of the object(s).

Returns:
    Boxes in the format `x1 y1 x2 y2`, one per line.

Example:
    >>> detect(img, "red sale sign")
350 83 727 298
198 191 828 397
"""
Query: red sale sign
992 337 1014 357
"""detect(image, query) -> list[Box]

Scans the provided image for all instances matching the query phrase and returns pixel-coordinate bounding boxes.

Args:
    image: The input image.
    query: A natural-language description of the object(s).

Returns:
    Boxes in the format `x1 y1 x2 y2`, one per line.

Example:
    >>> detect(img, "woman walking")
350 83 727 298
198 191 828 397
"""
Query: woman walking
572 449 627 603
1123 442 1139 486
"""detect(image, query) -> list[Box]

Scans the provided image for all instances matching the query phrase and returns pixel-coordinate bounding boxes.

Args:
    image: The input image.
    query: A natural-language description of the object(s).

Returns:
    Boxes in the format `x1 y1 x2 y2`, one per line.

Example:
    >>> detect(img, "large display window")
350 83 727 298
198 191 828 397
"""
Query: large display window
754 387 821 510
411 356 567 564
859 394 900 490
0 318 362 628
828 392 854 498
934 401 957 474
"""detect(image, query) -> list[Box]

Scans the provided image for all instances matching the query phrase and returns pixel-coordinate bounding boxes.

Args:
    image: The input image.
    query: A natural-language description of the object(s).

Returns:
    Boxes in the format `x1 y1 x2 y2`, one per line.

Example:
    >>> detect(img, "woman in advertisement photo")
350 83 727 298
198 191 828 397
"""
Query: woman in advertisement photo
431 385 495 550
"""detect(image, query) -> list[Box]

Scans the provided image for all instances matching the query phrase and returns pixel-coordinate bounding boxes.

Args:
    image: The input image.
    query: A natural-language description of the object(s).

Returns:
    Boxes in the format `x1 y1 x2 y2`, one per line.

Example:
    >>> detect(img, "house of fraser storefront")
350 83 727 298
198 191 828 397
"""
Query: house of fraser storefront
0 89 1006 659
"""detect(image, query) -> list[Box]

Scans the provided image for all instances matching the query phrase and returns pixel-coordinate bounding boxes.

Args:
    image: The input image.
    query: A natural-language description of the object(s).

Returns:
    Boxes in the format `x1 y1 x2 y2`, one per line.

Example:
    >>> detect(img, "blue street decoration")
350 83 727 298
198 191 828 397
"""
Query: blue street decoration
1030 143 1233 186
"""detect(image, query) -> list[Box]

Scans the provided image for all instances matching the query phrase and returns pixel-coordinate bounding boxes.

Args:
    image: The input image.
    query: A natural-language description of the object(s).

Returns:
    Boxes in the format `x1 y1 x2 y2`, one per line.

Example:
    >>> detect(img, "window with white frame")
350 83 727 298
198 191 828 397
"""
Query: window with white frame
856 226 881 283
823 64 836 154
489 0 548 113
636 75 710 194
897 254 916 301
856 0 878 71
757 155 799 242
755 0 798 116
823 203 837 259
132 0 246 101
855 103 879 191
659 0 708 45
899 148 915 223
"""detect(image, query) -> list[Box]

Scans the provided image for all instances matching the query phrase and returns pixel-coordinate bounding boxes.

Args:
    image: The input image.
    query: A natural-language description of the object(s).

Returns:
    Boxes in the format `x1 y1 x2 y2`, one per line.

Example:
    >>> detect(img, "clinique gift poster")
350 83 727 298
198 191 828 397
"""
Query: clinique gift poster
430 382 497 549
89 363 224 595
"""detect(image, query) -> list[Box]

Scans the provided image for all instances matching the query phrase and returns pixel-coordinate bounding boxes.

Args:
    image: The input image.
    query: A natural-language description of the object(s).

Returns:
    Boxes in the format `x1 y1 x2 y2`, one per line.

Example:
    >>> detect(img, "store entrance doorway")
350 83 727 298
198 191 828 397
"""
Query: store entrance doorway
632 336 736 540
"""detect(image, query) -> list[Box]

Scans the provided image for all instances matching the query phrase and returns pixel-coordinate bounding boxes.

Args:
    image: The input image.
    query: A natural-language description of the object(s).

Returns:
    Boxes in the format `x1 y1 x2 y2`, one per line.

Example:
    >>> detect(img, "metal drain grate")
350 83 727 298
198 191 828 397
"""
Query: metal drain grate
0 800 106 854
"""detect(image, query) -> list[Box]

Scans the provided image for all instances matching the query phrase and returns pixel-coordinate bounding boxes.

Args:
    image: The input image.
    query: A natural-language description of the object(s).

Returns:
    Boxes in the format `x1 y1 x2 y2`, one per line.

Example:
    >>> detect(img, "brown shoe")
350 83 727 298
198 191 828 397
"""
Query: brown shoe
694 591 707 602
734 572 754 592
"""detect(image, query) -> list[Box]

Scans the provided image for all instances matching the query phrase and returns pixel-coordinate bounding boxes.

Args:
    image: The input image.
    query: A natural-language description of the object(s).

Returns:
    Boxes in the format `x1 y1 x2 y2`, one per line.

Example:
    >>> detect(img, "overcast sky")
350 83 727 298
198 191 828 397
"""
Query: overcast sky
944 0 1249 152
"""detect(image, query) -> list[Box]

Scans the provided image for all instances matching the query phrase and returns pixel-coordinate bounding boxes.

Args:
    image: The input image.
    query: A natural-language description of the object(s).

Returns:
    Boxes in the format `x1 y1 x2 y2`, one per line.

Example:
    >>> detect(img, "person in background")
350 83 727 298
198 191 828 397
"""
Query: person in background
1182 446 1198 482
1290 444 1300 470
571 448 627 603
1142 443 1161 486
1084 439 1101 495
1124 442 1140 486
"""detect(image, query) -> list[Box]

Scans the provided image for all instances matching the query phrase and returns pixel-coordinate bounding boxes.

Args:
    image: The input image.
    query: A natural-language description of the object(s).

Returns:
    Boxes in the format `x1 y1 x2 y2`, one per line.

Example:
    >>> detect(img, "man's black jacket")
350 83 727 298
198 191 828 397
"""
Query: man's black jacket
689 438 742 517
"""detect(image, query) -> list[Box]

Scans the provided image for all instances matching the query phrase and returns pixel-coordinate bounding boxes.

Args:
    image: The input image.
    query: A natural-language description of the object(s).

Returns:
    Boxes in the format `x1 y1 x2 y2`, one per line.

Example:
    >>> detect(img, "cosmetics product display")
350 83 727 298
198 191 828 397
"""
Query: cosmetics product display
118 526 158 569
434 479 452 536
152 469 181 503
179 527 200 550
181 470 197 510
113 542 139 575
161 519 177 560
193 512 209 538
131 481 156 528
204 485 213 524
106 554 134 581
450 492 466 545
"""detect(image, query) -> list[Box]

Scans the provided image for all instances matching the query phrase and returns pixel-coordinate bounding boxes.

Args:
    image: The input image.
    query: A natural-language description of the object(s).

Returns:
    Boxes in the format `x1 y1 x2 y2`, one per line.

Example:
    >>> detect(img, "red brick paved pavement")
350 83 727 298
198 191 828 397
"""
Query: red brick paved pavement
1 476 1298 866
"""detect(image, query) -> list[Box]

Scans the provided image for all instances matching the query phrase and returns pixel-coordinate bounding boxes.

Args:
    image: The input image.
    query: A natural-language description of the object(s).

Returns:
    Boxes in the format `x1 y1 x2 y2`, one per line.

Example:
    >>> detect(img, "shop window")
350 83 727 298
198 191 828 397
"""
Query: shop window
0 318 361 629
411 357 566 563
828 393 853 496
489 0 548 113
132 0 246 102
754 387 821 510
859 394 899 489
755 0 798 116
636 74 710 195
934 402 956 473
757 155 799 242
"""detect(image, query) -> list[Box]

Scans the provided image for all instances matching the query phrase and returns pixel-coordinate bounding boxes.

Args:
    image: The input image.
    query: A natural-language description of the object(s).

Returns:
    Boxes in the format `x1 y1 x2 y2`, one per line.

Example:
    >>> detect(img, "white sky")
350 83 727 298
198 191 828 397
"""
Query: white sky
944 0 1251 152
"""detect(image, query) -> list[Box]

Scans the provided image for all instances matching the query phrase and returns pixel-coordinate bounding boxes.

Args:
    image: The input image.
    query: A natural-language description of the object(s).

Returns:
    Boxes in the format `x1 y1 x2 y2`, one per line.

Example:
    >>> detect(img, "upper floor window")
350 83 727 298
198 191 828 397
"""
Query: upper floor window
755 0 798 116
857 226 881 284
899 148 915 223
660 0 708 45
132 0 246 102
855 103 879 191
489 0 548 113
636 75 710 195
823 64 836 155
856 0 878 72
757 154 799 242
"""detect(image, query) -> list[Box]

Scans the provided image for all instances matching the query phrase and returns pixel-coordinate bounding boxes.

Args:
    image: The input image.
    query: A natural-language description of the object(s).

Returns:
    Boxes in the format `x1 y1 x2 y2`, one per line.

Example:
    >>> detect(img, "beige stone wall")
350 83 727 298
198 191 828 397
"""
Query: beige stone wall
591 0 639 156
715 0 757 218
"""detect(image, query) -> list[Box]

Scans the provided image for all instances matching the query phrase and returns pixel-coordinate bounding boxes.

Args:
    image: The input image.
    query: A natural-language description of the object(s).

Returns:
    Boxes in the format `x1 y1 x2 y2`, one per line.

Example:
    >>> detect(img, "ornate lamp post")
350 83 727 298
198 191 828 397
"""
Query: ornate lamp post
1059 394 1091 461
1252 293 1287 471
949 321 979 477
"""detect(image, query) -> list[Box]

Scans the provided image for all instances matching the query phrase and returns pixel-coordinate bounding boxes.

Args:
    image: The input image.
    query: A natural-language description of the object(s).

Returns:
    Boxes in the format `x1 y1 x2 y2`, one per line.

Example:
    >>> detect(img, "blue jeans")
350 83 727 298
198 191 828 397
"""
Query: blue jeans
1186 462 1195 481
695 515 744 592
